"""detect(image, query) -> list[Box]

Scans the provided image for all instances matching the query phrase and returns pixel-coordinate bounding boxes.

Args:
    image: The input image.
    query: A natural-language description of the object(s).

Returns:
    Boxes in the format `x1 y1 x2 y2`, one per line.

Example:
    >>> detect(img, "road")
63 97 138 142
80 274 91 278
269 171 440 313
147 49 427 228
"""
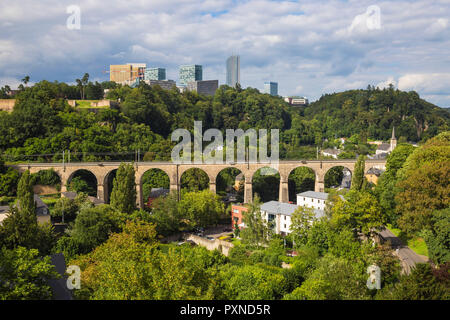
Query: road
379 228 428 274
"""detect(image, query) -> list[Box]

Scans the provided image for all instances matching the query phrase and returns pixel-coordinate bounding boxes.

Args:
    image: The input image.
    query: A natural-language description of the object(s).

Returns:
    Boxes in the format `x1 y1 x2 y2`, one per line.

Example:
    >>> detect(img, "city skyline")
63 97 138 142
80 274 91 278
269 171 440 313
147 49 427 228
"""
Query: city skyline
0 1 449 106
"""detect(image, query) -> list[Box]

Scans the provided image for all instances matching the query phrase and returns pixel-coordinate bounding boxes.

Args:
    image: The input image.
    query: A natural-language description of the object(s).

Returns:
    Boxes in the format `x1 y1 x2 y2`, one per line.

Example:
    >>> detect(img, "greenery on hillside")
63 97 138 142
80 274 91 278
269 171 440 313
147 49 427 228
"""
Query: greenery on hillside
1 81 448 165
0 80 449 300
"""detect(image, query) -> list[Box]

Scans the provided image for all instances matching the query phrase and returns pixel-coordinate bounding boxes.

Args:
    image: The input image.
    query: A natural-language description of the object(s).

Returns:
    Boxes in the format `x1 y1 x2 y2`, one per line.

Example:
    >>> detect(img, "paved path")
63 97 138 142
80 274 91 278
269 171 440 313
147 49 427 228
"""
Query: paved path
379 228 428 274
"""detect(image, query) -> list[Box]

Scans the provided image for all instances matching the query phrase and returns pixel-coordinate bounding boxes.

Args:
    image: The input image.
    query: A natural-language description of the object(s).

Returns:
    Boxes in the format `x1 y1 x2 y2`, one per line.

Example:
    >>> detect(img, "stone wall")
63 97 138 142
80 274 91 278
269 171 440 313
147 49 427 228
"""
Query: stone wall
33 185 59 195
185 234 234 256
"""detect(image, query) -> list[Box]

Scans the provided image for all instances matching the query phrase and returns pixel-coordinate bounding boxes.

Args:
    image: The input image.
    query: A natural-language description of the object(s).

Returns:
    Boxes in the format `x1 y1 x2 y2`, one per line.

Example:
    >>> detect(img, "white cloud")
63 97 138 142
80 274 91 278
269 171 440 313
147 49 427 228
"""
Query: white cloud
376 77 396 89
0 0 449 107
398 73 450 94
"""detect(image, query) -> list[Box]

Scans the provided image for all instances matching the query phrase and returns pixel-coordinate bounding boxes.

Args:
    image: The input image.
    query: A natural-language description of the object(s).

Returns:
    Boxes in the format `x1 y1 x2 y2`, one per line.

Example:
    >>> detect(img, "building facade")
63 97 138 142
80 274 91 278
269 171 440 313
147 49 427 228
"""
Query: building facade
231 204 248 229
264 82 278 96
284 96 308 106
143 79 176 90
109 63 146 84
187 80 218 96
260 201 299 236
144 68 166 81
179 65 202 86
296 191 329 211
226 55 240 87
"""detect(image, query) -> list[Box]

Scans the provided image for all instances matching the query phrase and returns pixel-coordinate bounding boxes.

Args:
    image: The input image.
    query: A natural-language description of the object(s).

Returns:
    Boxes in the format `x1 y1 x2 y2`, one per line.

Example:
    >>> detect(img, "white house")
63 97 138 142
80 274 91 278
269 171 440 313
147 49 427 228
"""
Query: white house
296 191 329 211
260 200 325 236
321 148 342 159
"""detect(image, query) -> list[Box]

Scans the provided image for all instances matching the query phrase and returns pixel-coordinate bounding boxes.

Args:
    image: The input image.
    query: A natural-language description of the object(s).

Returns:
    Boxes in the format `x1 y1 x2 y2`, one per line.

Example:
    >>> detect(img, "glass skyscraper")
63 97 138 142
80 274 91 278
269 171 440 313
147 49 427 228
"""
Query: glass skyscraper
226 55 240 87
264 82 278 96
144 68 166 81
179 65 202 86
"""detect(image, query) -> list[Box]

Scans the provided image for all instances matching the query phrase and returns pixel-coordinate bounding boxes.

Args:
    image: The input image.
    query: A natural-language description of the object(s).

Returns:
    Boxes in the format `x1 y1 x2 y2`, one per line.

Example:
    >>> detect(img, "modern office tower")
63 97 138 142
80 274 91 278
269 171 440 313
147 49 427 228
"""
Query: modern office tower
226 55 240 87
187 80 219 96
179 65 202 86
126 63 146 81
109 63 146 84
144 68 166 81
264 82 278 96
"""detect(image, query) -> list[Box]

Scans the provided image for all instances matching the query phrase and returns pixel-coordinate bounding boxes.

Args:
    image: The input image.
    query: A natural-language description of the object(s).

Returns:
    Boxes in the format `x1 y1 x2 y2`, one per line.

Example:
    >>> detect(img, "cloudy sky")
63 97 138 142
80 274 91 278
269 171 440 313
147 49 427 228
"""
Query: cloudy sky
0 0 449 107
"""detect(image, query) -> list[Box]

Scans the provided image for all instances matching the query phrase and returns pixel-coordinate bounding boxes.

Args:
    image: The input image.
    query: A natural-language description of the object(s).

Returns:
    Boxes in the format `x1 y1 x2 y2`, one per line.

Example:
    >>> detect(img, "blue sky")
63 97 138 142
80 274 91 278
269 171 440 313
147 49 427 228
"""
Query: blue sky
0 0 449 107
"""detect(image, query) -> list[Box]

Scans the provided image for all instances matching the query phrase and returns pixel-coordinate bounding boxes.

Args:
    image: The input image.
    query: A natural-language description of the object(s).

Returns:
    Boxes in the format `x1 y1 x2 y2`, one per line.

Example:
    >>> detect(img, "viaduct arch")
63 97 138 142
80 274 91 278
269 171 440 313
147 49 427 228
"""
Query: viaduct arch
12 159 386 208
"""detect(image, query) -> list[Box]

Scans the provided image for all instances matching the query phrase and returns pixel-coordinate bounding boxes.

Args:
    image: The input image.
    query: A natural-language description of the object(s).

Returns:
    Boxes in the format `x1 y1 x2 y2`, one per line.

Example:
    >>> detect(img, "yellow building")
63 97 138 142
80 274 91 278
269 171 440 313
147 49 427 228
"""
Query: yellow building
109 63 146 84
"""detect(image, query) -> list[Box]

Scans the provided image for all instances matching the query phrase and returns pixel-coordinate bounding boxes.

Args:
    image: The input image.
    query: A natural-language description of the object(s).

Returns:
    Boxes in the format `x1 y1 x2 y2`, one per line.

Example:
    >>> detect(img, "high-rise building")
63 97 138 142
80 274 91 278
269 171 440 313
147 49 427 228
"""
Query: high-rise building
226 55 240 87
187 80 219 96
264 82 278 96
179 65 202 86
144 68 166 81
109 63 146 84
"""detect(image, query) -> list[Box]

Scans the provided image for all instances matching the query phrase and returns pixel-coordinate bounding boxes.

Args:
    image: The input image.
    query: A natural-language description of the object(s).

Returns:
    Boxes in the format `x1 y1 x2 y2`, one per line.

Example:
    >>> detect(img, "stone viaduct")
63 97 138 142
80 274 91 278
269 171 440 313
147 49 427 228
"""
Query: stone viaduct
12 159 386 208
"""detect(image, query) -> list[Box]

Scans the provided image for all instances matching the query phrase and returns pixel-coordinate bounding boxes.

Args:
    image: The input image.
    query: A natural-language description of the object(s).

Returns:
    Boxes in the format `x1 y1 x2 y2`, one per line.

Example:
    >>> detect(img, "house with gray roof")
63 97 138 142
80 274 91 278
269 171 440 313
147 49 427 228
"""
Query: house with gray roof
297 191 329 211
1 195 51 225
260 200 325 236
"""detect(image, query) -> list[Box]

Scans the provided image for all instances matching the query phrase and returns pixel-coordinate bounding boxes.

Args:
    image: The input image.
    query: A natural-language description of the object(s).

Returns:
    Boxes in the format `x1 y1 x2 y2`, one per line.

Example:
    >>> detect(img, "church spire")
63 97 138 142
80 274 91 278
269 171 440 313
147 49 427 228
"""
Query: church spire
390 126 397 151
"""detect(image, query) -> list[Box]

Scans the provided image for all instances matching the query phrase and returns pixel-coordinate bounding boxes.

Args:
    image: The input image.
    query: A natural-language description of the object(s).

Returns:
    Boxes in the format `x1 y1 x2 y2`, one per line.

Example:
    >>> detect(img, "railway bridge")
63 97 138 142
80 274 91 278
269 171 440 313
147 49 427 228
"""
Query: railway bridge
12 159 386 207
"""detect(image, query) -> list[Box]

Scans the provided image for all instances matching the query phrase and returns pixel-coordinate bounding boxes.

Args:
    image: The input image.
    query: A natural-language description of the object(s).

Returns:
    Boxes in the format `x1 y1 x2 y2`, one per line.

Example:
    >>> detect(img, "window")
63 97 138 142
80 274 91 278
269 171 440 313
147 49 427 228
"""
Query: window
284 224 286 229
233 209 239 213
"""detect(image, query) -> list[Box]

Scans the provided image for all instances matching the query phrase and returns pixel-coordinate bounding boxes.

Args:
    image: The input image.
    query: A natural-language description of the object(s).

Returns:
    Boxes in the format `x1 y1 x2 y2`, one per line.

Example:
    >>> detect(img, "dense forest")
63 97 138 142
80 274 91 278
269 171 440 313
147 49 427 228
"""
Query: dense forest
0 80 448 163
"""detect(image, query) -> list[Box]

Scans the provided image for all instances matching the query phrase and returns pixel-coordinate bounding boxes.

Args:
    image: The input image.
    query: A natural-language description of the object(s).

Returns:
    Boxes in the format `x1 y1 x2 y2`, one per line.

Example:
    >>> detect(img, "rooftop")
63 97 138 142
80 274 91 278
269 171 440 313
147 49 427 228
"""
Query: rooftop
297 191 329 200
261 201 299 216
377 143 391 151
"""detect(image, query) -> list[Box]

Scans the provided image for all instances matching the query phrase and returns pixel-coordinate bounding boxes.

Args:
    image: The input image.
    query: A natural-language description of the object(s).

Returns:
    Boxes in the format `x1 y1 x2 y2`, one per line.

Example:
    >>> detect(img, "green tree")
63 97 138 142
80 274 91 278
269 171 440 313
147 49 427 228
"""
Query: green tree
0 246 59 300
110 163 137 214
150 193 185 236
377 263 448 300
70 205 125 253
178 190 224 229
286 254 369 300
180 168 209 192
220 264 288 300
288 167 315 201
0 165 20 197
422 208 450 265
331 190 385 237
290 206 317 247
375 144 415 226
72 222 223 300
395 132 450 234
17 170 35 215
350 155 367 191
52 192 92 222
240 196 272 247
